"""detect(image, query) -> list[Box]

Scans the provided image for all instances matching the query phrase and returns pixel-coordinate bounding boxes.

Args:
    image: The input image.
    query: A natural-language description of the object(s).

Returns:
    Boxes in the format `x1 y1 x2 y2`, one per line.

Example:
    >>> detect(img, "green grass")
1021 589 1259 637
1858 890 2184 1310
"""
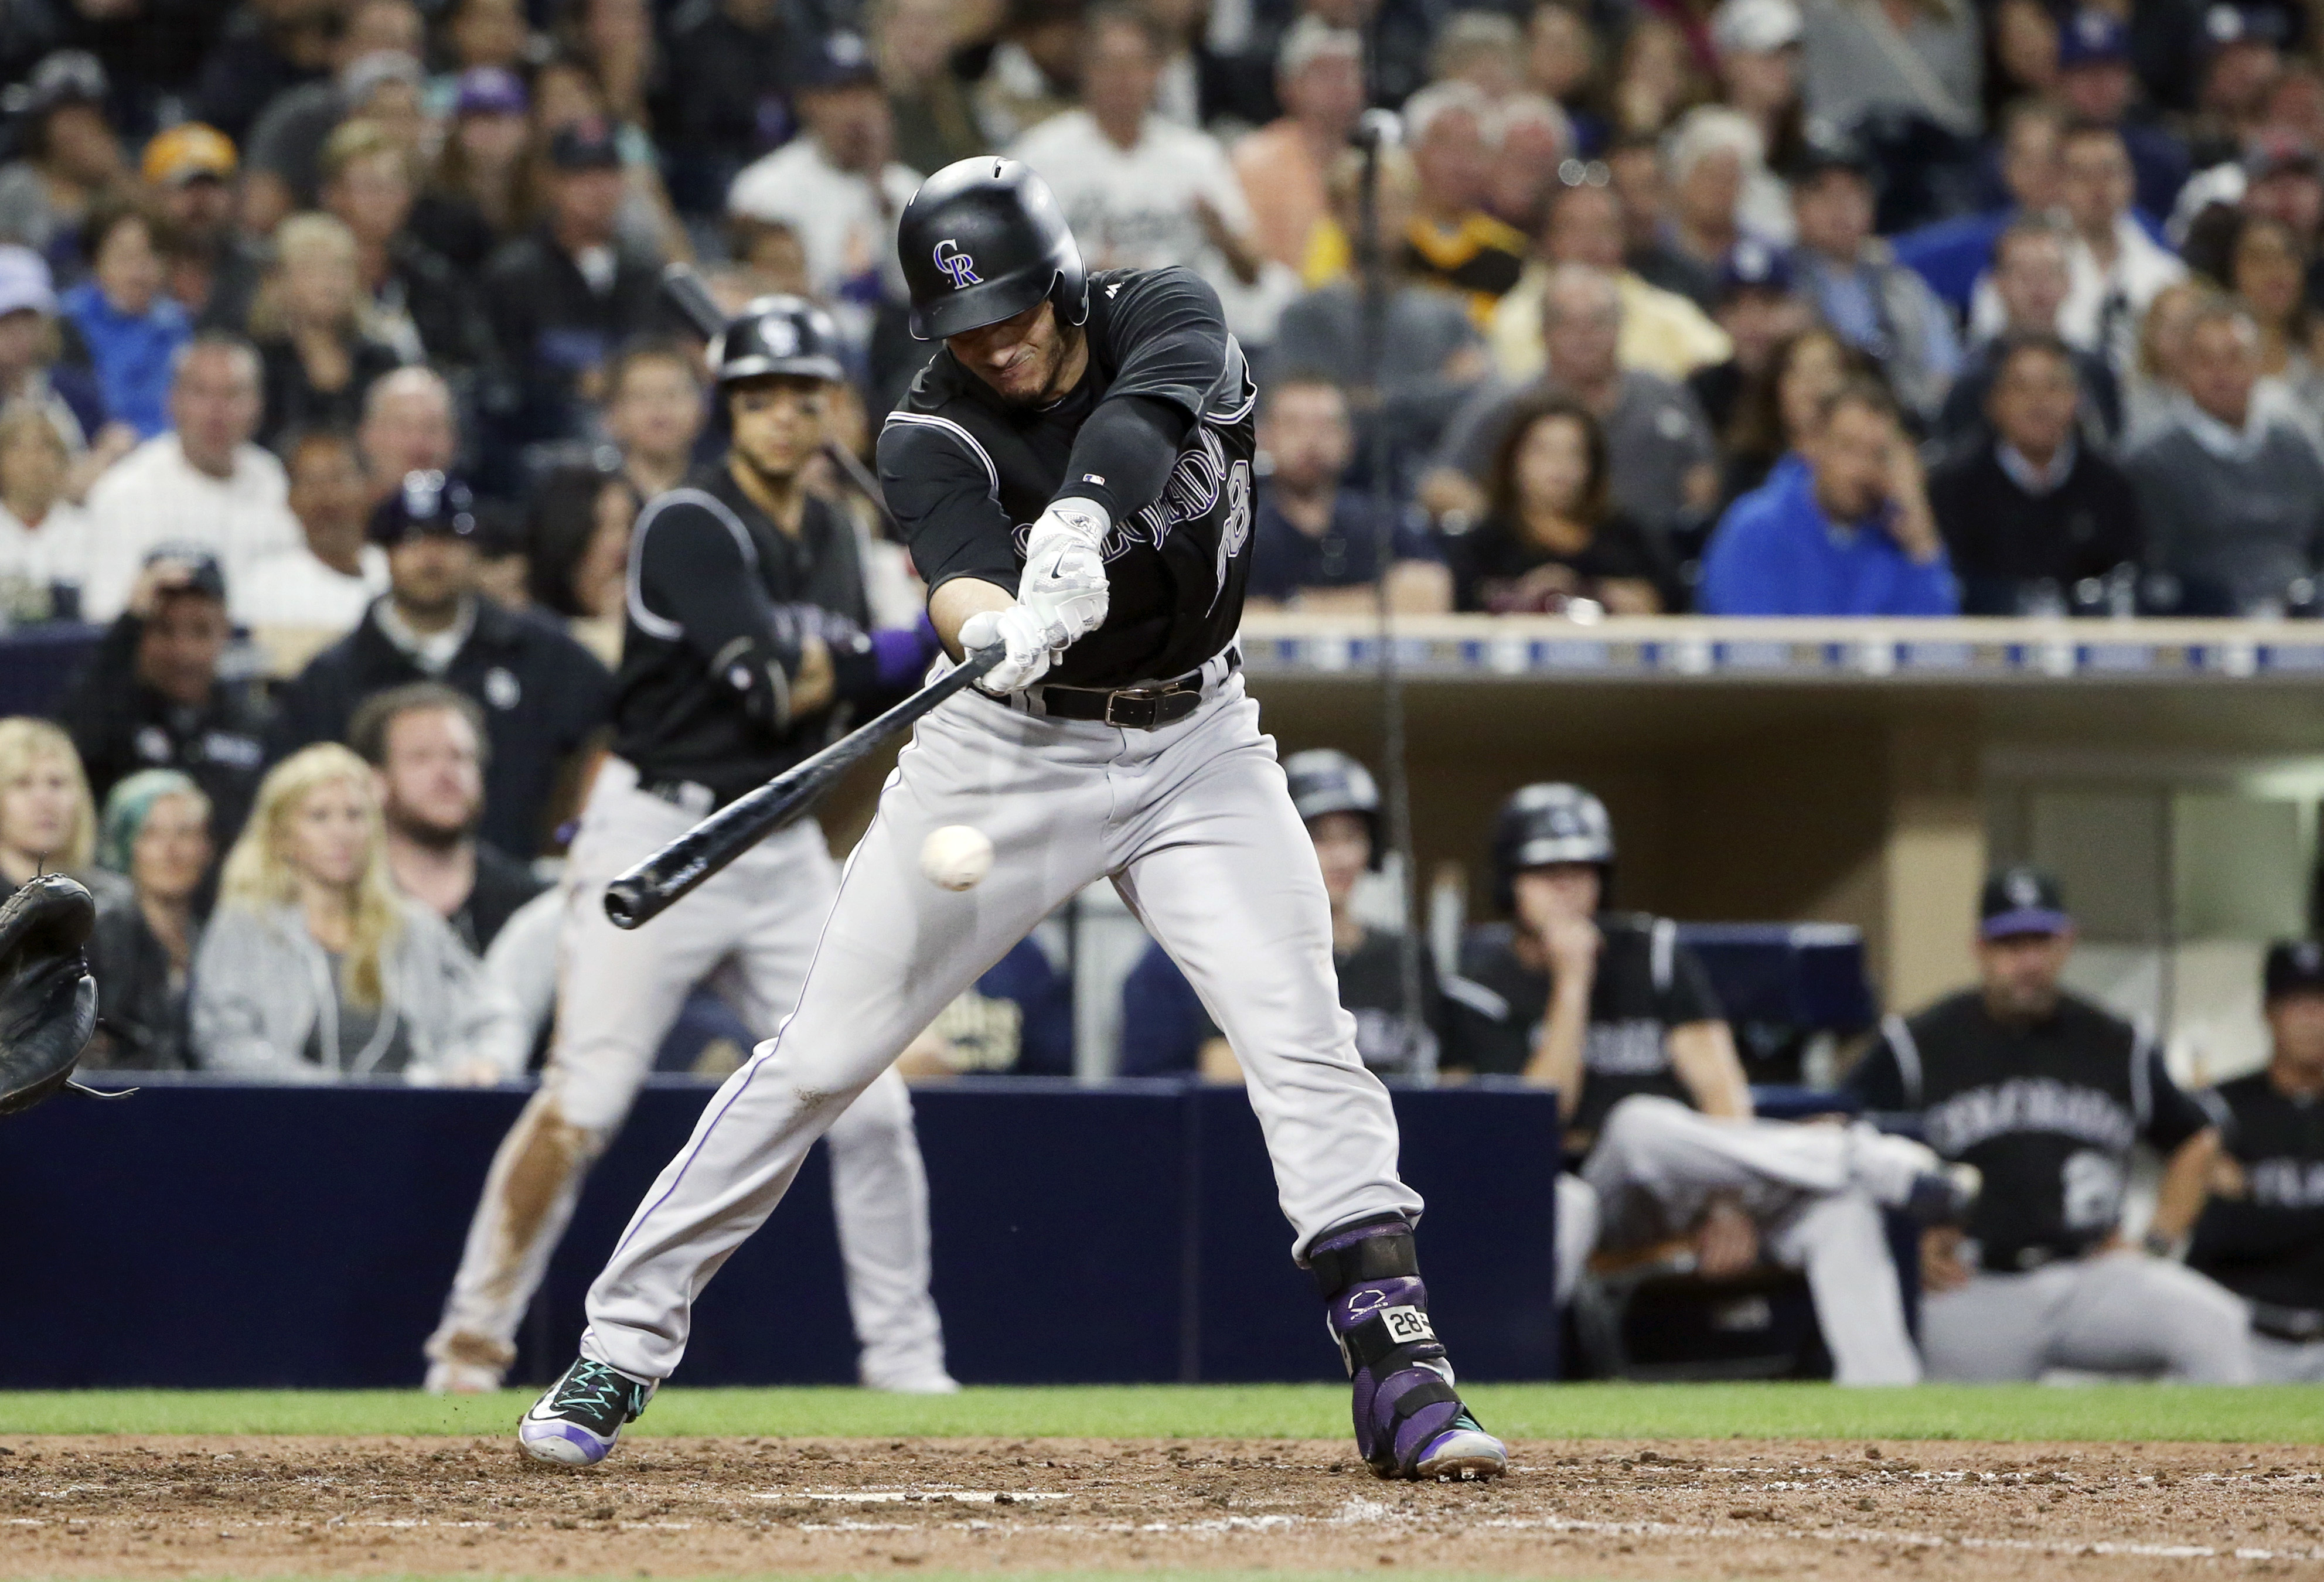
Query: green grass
2 1382 2322 1443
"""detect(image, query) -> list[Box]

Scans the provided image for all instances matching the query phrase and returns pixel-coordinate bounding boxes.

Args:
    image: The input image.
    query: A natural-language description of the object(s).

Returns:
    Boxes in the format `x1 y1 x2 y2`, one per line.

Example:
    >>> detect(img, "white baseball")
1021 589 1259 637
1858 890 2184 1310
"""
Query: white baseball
919 824 994 891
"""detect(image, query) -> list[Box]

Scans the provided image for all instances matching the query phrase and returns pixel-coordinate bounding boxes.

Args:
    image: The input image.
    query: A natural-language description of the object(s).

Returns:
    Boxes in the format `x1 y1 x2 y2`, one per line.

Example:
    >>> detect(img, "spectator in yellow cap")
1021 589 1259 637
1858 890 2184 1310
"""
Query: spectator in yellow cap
142 124 263 333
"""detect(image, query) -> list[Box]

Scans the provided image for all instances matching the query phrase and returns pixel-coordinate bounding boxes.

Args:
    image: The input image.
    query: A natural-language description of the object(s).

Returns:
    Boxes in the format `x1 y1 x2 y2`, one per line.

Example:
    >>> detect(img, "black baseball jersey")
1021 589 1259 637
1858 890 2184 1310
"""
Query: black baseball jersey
875 266 1258 689
2189 1072 2324 1313
611 464 874 806
1847 990 2213 1270
1442 913 1724 1151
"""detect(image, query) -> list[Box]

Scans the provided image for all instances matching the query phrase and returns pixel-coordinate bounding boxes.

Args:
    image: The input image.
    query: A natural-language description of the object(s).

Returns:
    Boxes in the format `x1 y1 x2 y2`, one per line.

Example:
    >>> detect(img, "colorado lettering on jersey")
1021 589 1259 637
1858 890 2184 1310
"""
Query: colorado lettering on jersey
1923 1076 2138 1157
1584 1018 1672 1076
2250 1157 2324 1209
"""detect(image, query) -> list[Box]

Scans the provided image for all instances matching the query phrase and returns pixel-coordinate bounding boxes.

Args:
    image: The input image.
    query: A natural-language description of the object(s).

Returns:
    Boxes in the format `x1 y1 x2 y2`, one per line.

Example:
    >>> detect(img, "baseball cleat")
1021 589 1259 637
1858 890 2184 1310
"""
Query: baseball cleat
860 1362 963 1395
517 1358 655 1467
1902 1161 1982 1228
1411 1413 1509 1482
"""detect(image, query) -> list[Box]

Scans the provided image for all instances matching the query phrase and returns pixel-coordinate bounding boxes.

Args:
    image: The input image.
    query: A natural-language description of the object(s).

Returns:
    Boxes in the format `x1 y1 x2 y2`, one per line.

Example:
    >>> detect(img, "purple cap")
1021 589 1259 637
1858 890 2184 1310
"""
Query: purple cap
1980 865 2072 940
0 246 56 318
454 66 528 118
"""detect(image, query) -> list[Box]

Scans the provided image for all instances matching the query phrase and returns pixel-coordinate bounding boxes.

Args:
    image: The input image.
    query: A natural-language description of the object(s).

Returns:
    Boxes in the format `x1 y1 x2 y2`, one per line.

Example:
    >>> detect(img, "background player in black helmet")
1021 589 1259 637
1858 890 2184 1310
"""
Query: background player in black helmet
426 295 956 1400
2188 941 2324 1382
1846 866 2254 1382
1119 748 1445 1081
518 157 1507 1485
1444 782 1969 1385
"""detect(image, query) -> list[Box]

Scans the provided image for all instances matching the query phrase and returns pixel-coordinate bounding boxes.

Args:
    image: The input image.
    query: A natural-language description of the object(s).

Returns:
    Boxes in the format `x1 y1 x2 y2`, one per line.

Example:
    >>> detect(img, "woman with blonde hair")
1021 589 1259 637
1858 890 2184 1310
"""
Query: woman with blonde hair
248 213 403 448
190 743 523 1082
0 716 121 903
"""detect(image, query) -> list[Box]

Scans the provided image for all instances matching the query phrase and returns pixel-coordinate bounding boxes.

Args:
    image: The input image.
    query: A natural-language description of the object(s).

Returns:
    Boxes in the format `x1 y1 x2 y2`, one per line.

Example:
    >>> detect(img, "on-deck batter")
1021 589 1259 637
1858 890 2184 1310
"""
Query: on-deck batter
516 157 1508 1484
425 296 955 1399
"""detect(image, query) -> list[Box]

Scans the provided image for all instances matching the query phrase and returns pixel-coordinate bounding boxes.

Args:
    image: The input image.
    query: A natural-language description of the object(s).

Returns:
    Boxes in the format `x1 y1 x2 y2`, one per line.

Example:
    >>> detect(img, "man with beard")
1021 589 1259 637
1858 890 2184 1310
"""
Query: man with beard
350 682 543 954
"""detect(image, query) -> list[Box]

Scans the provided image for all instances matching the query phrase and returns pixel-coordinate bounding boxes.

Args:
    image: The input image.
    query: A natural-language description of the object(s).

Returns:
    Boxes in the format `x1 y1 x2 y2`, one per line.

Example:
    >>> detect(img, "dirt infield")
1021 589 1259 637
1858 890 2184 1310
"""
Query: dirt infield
4 1434 2322 1578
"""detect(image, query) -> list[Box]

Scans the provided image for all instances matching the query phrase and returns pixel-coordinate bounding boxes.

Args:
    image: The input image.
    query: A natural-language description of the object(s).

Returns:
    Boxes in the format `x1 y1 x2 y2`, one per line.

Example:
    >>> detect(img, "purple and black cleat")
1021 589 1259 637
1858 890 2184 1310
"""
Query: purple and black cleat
517 1358 656 1467
1312 1217 1508 1482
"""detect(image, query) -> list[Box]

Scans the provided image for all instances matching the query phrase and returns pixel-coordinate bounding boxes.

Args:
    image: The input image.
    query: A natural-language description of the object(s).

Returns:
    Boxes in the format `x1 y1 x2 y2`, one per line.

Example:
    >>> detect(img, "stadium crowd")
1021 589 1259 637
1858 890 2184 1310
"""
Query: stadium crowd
1 0 2321 1384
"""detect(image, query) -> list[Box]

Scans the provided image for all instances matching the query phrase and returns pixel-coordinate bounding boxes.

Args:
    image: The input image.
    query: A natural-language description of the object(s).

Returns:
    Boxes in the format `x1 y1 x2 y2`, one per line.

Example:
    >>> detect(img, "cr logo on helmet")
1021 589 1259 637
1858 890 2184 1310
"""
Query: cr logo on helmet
933 239 981 288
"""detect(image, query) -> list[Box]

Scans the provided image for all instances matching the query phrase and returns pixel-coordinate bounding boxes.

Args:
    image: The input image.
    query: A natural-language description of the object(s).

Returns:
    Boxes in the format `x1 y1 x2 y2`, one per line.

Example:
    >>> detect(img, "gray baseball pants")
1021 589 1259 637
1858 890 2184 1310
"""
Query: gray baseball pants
1921 1251 2257 1382
578 665 1422 1383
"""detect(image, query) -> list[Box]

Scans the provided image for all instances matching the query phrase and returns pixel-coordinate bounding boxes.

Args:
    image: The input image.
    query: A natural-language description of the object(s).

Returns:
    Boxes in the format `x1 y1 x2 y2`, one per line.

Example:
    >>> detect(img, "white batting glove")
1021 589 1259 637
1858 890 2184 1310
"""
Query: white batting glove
1019 497 1111 645
958 604 1055 694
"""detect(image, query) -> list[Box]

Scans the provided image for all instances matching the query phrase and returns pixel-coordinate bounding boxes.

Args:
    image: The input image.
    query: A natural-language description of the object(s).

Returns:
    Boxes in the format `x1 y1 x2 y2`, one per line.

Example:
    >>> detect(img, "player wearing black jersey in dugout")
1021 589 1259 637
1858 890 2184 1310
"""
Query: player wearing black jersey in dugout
428 297 956 1400
1442 784 1977 1385
1847 867 2254 1382
2189 941 2324 1382
514 159 1507 1482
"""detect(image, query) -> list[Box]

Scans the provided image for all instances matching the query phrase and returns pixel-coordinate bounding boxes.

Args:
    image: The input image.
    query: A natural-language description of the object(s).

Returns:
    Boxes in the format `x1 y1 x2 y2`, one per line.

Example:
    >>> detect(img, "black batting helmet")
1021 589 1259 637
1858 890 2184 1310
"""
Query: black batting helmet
1283 749 1384 870
1490 783 1614 912
711 294 845 386
897 156 1088 340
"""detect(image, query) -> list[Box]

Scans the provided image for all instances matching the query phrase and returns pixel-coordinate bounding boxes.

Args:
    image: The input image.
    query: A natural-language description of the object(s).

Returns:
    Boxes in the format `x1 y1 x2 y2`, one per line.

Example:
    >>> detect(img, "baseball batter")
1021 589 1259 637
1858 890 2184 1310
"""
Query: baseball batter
516 158 1507 1483
425 296 956 1398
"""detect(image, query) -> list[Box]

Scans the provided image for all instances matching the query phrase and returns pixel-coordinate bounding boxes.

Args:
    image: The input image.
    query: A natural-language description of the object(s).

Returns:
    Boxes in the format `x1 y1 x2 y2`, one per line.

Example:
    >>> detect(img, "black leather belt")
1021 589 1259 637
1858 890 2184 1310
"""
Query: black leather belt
2251 1301 2324 1344
1035 651 1240 729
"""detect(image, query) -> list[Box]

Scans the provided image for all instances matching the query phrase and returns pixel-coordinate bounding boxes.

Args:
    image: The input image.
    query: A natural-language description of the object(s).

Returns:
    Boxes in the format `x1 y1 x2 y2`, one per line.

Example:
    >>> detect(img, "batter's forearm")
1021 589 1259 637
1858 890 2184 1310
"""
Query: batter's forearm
929 575 1017 656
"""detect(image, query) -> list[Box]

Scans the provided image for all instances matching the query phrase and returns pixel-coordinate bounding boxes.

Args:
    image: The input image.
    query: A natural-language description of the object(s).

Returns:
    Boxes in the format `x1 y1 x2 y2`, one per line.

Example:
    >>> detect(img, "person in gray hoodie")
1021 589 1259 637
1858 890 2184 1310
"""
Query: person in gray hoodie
190 741 523 1083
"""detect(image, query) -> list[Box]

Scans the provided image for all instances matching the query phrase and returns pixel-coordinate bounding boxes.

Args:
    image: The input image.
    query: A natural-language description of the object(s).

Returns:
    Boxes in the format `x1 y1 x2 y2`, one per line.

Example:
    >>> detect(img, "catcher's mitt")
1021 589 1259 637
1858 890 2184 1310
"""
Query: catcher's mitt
0 874 100 1117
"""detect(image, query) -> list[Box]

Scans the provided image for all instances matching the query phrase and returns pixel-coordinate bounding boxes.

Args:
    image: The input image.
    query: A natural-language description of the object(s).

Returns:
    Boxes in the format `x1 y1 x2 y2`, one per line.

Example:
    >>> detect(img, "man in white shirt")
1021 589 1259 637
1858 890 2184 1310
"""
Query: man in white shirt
1008 2 1291 345
80 334 302 625
236 428 390 634
725 31 919 345
2053 122 2186 373
358 366 458 504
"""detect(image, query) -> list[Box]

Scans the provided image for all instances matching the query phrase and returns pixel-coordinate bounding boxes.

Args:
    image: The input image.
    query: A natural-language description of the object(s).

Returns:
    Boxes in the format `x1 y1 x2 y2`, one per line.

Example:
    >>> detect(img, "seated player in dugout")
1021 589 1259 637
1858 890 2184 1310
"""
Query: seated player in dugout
1117 748 1446 1082
1441 783 1978 1385
2187 941 2324 1383
1845 867 2255 1383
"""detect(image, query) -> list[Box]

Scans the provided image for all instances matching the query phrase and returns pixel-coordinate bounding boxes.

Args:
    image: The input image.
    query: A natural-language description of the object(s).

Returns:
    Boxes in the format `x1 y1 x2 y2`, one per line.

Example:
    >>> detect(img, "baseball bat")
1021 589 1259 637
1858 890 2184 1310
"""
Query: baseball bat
660 260 727 340
602 644 1004 930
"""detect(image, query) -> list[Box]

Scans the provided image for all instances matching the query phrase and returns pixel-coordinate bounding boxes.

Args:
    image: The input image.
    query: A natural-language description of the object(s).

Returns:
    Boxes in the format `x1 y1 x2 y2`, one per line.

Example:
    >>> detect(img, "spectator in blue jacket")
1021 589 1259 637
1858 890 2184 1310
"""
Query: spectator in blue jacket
1698 377 1959 616
59 203 189 440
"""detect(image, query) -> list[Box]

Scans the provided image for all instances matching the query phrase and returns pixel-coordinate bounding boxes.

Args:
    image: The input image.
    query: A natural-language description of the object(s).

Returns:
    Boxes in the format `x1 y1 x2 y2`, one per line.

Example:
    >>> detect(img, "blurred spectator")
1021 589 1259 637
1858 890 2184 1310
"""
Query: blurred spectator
350 683 544 955
1606 13 1699 140
2121 279 2207 447
192 0 340 145
530 53 691 268
81 769 211 1072
59 545 271 845
601 337 706 500
1432 264 1719 543
318 120 496 376
2210 212 2324 424
413 68 531 276
2058 122 2188 373
1122 749 1442 1081
1488 177 1732 385
1430 9 1527 104
2053 10 2191 221
1447 393 1678 613
660 0 802 215
0 246 108 452
192 741 524 1082
895 937 1075 1076
1894 99 2065 316
0 404 94 623
569 0 657 129
60 201 189 441
444 0 533 91
1928 334 2144 616
1710 0 1808 183
1011 5 1281 344
357 366 459 500
143 124 263 335
2182 4 2291 172
1798 0 1982 142
1265 148 1490 474
0 52 128 282
0 716 120 901
1788 142 1960 422
973 0 1083 148
1245 375 1449 613
1698 377 1957 615
2189 941 2324 1383
1607 132 1711 304
1688 239 1813 442
2125 299 2324 615
250 213 403 449
275 472 615 858
1396 80 1527 325
1941 219 2122 451
1488 94 1578 240
81 334 302 623
523 461 639 662
1528 2 1607 155
241 0 426 232
1846 866 2251 1383
876 0 984 176
483 118 663 450
238 428 390 632
1662 105 1791 279
728 32 918 347
1717 321 1862 506
1233 17 1365 275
